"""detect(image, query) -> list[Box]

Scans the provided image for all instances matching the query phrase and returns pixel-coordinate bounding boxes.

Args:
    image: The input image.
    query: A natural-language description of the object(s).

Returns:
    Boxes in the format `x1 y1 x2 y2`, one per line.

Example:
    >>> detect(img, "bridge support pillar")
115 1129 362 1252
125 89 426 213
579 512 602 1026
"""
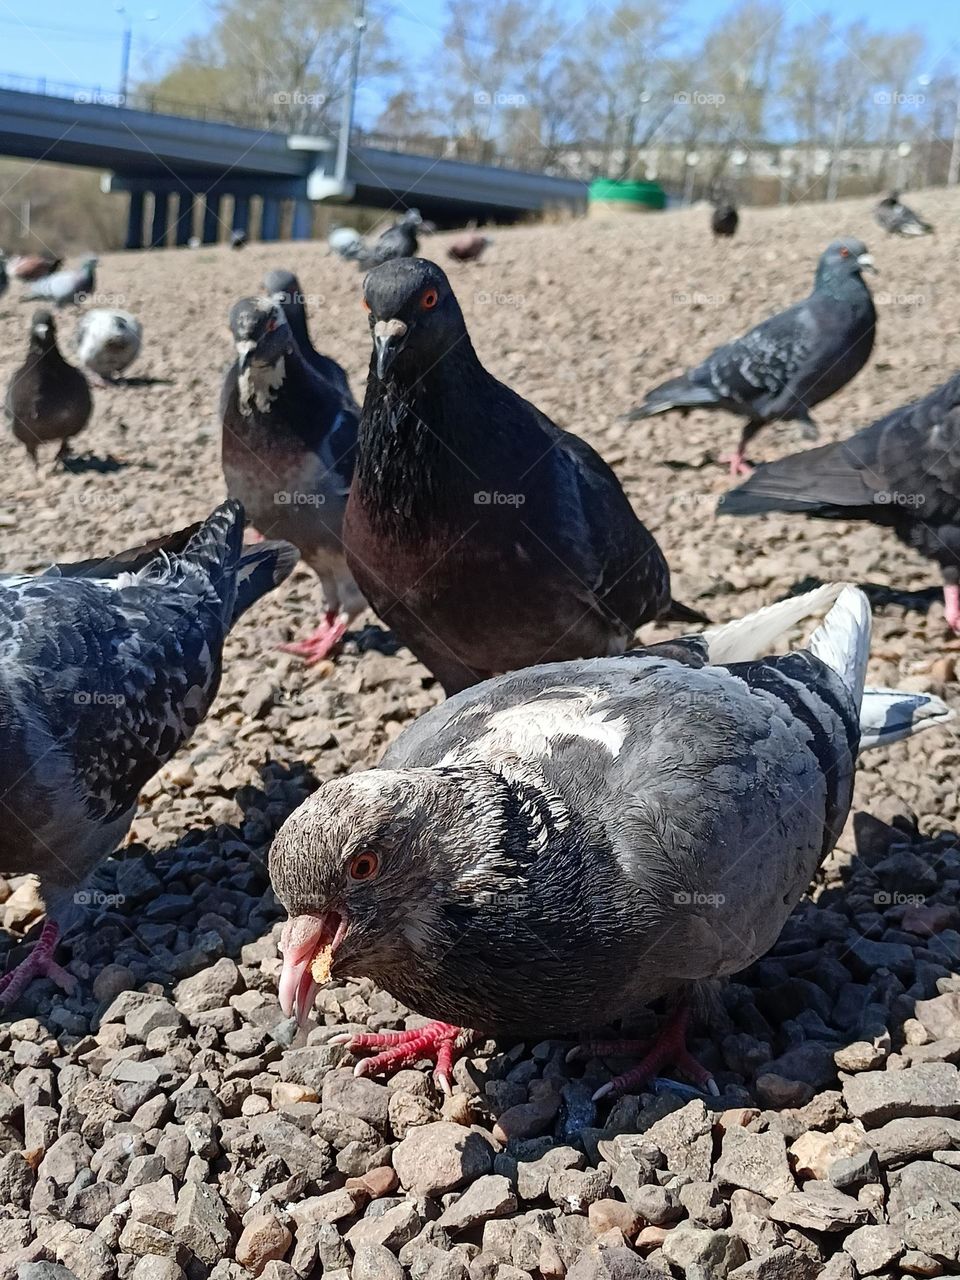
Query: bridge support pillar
125 190 145 250
202 192 222 244
291 199 312 240
260 196 281 242
149 192 169 248
232 195 251 238
174 191 194 246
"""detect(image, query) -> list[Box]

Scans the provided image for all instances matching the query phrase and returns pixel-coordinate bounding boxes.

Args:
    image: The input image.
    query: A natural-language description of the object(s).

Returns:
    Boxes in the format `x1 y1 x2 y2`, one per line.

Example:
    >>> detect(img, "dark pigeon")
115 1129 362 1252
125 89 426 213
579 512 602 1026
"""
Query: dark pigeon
262 268 354 400
0 252 7 302
0 500 297 1007
271 585 949 1093
23 256 97 307
221 295 364 664
625 238 877 476
353 209 424 271
447 231 493 263
718 370 960 632
9 253 62 282
231 229 248 249
711 201 739 237
874 191 933 237
344 257 704 696
6 309 92 465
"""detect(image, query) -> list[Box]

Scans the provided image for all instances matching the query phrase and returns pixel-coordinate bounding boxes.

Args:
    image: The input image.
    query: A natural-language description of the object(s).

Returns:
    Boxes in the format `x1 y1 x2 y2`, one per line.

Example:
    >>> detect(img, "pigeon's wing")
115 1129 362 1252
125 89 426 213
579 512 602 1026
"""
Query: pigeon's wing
707 301 819 409
721 373 960 526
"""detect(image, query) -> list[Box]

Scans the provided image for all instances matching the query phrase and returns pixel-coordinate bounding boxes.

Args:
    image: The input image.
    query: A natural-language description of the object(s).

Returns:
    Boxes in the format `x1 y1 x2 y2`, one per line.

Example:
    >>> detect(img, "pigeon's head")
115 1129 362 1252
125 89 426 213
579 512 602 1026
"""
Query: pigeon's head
79 256 99 271
29 309 57 351
270 767 505 1023
400 208 423 228
228 296 293 371
263 268 300 306
362 257 465 381
817 238 876 284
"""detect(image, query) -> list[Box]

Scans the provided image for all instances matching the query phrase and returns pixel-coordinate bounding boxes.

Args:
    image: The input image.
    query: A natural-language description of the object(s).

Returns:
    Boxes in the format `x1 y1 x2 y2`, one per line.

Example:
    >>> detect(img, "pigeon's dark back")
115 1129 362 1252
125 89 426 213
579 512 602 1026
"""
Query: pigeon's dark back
719 371 960 574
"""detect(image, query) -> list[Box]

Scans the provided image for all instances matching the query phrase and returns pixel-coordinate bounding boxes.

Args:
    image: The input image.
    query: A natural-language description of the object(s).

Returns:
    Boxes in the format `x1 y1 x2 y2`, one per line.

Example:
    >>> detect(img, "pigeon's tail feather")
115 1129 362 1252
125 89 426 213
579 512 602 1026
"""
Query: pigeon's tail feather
179 499 246 585
699 582 847 666
659 598 711 626
232 540 299 623
808 585 871 707
625 376 720 421
858 686 953 750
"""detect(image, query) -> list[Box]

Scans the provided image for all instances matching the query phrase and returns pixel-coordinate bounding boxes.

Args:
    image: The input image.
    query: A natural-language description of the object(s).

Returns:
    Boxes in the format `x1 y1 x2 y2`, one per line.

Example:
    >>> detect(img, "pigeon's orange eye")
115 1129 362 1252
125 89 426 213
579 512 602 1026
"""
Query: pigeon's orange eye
266 313 278 331
349 851 380 881
839 246 850 257
421 288 439 310
362 297 371 312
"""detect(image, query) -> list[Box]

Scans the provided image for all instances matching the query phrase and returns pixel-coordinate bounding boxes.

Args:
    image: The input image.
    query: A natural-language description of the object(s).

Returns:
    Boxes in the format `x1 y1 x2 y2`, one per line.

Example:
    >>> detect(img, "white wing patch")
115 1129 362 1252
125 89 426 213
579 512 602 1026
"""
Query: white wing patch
471 693 630 761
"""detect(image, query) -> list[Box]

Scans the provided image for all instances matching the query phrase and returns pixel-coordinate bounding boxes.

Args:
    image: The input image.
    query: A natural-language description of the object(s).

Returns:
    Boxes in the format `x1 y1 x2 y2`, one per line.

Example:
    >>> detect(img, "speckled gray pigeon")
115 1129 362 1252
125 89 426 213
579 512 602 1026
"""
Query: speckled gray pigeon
6 309 92 465
270 584 950 1095
626 238 877 476
719 370 960 632
23 256 98 308
0 501 297 1008
221 295 363 664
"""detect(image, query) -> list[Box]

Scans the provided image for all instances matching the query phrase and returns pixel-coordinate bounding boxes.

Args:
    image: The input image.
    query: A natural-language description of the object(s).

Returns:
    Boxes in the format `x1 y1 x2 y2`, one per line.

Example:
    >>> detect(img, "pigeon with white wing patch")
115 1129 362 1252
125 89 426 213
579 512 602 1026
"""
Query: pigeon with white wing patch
270 584 949 1096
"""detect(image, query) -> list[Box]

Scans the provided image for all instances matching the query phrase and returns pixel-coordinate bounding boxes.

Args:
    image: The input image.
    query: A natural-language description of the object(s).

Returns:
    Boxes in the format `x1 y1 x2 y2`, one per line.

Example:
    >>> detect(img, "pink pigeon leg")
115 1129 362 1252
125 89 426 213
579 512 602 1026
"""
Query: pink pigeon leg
0 920 76 1008
943 584 960 632
278 609 349 665
722 451 754 478
573 1005 719 1101
330 1021 466 1094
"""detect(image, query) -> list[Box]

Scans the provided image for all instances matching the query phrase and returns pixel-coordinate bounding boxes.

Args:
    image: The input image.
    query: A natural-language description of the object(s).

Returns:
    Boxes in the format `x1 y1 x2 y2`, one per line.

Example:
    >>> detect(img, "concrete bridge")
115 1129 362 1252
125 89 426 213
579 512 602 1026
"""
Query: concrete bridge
0 76 588 247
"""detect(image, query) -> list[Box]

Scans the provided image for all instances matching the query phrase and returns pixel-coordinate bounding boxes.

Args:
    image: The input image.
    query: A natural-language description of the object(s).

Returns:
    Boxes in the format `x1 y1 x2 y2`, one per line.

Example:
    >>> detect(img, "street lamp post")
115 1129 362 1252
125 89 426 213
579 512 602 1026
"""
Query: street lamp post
116 6 157 104
335 0 367 186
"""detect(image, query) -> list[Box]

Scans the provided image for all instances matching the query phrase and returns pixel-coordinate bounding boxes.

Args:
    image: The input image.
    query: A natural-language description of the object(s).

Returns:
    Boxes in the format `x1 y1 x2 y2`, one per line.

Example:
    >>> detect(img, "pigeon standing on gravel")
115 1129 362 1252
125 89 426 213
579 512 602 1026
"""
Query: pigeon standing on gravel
271 584 950 1093
9 254 62 282
23 256 98 308
710 201 739 238
447 231 493 263
719 370 960 632
73 309 142 383
263 268 354 401
354 209 425 271
6 309 92 465
345 257 704 696
328 224 364 261
874 191 933 237
625 238 877 476
0 500 297 1007
221 296 364 664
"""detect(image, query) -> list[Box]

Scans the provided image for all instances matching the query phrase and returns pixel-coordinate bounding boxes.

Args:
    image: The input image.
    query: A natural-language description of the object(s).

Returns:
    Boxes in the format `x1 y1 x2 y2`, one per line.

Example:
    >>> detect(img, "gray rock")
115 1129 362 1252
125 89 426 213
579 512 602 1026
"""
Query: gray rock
548 1166 611 1212
171 1181 234 1265
321 1073 391 1131
393 1122 494 1197
869 1116 960 1164
842 1224 904 1273
828 1148 880 1189
660 1224 748 1277
125 1001 185 1042
914 992 960 1040
346 1202 422 1252
643 1101 713 1181
438 1176 518 1233
174 958 241 1015
130 1260 186 1280
0 1150 34 1207
518 1146 584 1201
843 1063 960 1125
129 1177 178 1232
728 1247 819 1279
679 1180 728 1229
37 1133 92 1189
566 1247 663 1280
769 1184 869 1232
17 1268 81 1280
715 1127 794 1200
352 1243 405 1280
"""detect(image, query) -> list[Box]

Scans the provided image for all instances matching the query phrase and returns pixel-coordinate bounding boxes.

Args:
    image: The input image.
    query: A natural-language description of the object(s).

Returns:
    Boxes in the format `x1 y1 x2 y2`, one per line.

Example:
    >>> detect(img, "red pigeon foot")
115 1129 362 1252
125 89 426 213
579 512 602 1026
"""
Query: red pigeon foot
0 920 76 1008
570 1006 719 1101
330 1021 466 1094
723 452 753 478
944 584 960 633
279 611 349 664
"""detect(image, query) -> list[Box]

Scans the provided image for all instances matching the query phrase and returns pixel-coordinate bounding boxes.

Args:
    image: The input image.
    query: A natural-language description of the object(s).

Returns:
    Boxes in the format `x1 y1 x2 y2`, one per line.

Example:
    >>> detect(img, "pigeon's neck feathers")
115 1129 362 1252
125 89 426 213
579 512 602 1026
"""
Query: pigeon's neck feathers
813 264 870 304
239 355 286 413
354 333 494 532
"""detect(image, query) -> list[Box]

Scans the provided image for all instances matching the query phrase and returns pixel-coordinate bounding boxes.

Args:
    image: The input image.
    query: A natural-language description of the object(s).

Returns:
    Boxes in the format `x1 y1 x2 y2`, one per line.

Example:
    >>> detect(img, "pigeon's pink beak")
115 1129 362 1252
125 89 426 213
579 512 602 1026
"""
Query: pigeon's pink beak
278 911 346 1024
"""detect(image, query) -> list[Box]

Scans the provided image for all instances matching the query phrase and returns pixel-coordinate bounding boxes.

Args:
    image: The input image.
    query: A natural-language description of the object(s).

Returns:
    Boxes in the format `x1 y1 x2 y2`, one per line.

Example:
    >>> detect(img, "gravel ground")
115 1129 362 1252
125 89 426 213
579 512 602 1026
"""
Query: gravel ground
1 189 960 1280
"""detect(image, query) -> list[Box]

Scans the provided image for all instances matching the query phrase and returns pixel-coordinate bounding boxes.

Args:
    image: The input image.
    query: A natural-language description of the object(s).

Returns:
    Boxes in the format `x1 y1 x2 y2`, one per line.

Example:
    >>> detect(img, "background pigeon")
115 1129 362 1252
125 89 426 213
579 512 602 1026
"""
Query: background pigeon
6 309 92 465
73 308 142 383
353 209 425 271
8 254 62 282
345 257 703 696
327 224 364 261
262 268 354 401
625 238 877 476
221 295 364 664
874 191 933 236
271 585 949 1093
447 232 493 263
0 500 297 1006
0 252 7 302
231 229 248 250
710 201 739 238
23 256 98 308
718 370 960 631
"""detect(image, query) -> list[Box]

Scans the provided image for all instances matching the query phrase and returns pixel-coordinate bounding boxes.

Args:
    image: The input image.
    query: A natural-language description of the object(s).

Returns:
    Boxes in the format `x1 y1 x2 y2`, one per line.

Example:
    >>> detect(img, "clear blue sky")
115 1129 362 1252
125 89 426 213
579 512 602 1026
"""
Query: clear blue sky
0 0 958 102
